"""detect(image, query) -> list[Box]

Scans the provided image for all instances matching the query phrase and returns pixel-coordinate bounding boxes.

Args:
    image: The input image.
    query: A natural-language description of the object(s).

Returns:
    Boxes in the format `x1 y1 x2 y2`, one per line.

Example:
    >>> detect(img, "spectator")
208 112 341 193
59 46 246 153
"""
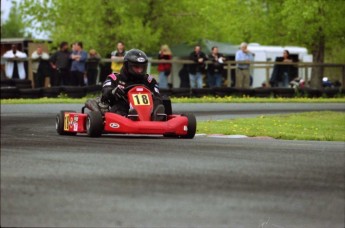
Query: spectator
235 42 254 88
179 64 190 88
270 50 294 87
157 44 172 89
31 46 50 88
3 44 27 80
70 41 88 86
99 52 112 83
111 41 127 73
207 46 226 88
86 49 101 85
189 45 207 88
49 41 71 86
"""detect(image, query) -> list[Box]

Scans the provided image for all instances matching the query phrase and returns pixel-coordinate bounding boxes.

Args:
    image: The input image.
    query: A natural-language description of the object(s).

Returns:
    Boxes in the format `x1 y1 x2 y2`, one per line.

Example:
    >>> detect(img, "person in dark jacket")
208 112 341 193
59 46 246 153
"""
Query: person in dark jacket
270 50 295 87
179 64 190 88
49 41 71 86
100 49 164 118
188 45 207 88
207 46 226 88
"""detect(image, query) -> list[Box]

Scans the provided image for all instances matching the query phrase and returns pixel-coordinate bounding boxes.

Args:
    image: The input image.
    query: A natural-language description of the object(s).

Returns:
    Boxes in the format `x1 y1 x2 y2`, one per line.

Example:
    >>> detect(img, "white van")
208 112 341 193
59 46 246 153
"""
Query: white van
247 43 313 87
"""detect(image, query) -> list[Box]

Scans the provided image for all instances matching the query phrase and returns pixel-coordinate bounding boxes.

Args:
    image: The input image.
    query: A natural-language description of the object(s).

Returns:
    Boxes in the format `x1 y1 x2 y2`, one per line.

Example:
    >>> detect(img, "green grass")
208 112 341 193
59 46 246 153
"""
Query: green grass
1 96 345 104
172 96 345 103
197 111 345 141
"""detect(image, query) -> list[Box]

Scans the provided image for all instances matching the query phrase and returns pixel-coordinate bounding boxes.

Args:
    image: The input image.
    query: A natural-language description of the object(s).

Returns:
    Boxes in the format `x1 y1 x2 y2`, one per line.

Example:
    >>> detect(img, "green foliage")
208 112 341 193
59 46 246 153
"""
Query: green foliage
197 111 345 141
1 1 28 38
18 0 345 69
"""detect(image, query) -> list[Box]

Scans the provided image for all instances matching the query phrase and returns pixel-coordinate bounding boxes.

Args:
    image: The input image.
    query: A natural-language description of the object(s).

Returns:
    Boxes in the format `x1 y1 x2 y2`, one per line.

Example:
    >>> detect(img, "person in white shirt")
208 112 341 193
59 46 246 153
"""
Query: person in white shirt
31 46 50 87
3 44 28 80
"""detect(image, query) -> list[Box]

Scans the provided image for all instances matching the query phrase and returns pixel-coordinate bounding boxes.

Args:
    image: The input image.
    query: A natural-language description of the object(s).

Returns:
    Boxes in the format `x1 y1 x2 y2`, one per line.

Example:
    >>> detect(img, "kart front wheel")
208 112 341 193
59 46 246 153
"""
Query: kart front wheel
86 111 104 137
180 113 197 139
56 110 77 136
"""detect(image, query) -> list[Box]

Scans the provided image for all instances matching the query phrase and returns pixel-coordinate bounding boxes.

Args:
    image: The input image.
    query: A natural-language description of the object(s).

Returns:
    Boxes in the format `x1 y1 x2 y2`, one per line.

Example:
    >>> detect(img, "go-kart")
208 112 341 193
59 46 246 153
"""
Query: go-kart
55 84 196 138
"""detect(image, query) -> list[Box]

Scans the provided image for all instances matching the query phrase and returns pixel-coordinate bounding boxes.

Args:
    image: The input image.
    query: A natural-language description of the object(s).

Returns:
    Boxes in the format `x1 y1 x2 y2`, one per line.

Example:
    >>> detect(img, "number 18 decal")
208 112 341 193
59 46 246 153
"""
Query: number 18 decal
132 94 150 105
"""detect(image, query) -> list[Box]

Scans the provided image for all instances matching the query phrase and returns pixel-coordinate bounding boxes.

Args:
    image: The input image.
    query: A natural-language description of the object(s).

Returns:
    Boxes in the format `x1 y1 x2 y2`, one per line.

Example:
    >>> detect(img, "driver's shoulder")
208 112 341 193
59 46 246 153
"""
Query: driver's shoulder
107 72 126 81
145 74 156 84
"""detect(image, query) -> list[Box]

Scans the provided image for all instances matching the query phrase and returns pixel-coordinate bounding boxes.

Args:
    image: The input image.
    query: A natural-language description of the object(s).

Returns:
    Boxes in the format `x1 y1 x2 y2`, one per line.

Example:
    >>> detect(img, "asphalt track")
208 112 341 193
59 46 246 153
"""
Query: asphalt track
1 103 345 227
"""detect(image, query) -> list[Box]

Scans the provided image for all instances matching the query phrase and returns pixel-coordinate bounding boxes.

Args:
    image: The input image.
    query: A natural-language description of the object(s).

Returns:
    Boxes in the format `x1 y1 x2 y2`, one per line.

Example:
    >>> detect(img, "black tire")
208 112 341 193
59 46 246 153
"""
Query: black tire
56 110 77 135
86 111 104 137
180 113 197 139
61 86 86 98
1 87 19 99
43 87 62 98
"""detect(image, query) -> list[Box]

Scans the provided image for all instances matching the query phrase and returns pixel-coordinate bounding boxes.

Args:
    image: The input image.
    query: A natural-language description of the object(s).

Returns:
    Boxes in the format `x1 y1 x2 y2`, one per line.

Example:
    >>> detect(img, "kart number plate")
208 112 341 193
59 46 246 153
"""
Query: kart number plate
132 94 150 106
64 114 70 131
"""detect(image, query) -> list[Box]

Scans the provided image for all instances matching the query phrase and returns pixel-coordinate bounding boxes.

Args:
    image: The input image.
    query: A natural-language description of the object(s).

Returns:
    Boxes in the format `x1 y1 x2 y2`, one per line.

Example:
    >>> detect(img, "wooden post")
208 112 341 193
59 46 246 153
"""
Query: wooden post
266 64 270 86
227 62 231 87
342 66 345 89
304 64 309 87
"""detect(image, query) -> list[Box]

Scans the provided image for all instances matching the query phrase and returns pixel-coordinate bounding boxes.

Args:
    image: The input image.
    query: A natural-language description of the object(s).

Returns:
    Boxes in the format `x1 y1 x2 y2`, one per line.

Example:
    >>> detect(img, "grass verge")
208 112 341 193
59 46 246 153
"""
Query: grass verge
197 111 345 141
1 96 345 104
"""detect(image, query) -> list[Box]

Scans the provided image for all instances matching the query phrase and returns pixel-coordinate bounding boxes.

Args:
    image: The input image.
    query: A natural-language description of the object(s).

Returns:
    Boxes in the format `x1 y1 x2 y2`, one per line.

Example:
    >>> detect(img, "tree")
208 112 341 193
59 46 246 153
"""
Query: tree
19 0 345 88
1 1 28 38
279 0 345 88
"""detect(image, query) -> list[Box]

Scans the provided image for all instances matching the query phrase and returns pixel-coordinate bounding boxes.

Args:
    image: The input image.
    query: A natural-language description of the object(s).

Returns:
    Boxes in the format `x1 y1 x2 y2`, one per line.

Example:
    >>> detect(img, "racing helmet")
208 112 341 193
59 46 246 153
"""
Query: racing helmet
124 49 148 78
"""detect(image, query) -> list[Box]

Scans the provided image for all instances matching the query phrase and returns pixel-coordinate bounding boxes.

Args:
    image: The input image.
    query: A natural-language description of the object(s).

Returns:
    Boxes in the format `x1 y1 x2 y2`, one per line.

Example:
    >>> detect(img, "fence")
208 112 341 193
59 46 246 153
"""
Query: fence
1 58 345 99
146 59 345 89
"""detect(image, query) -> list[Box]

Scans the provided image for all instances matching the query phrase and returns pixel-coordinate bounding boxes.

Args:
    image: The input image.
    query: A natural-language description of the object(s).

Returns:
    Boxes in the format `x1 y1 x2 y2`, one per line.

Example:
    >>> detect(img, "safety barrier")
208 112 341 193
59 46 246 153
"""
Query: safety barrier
1 79 343 99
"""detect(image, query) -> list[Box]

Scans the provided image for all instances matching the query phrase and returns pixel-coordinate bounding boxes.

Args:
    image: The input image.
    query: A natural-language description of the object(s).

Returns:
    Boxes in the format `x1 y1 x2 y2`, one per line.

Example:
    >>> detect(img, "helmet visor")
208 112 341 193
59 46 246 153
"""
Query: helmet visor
128 62 147 76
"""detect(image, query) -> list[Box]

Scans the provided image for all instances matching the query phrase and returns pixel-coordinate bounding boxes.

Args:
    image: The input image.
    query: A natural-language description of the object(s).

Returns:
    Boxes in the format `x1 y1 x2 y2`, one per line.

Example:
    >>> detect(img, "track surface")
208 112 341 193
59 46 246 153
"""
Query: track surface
1 104 345 227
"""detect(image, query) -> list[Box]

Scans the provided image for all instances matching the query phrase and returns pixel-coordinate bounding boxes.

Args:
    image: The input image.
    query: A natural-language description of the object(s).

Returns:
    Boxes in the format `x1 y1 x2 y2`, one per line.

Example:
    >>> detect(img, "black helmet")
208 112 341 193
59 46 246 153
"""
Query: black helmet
124 49 148 78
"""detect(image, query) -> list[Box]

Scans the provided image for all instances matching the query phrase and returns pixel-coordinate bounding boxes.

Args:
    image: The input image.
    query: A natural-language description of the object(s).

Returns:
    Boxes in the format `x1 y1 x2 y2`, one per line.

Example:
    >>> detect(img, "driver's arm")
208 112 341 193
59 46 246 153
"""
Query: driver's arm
101 73 119 104
146 76 162 103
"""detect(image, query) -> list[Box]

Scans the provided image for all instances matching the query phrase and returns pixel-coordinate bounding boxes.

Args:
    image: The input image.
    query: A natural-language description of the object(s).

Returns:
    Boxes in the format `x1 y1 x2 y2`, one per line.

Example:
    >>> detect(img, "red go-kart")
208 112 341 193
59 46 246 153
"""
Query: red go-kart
55 85 196 138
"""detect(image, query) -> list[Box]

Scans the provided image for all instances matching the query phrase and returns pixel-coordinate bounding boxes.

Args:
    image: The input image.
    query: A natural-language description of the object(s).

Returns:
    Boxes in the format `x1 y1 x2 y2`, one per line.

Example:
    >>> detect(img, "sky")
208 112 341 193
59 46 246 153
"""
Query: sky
1 0 13 21
1 0 49 39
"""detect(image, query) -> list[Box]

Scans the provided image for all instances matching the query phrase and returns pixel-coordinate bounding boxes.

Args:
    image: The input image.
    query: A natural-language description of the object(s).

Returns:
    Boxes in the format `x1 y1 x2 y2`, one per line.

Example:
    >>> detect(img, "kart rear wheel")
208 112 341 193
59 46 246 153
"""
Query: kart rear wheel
56 110 77 135
180 113 196 139
86 111 104 137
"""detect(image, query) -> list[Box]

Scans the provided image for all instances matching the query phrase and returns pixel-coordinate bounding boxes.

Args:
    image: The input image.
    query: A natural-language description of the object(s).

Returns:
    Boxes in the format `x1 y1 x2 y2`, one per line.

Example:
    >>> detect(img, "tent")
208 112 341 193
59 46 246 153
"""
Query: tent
170 39 238 58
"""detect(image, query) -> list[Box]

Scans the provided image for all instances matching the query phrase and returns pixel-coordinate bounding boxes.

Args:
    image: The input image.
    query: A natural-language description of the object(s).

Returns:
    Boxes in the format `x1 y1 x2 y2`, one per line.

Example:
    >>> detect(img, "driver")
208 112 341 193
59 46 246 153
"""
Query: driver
98 49 164 119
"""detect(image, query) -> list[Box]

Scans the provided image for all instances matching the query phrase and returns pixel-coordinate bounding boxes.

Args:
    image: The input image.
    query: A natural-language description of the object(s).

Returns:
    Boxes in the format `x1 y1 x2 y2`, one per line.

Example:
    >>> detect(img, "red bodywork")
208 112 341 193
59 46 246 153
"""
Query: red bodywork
62 86 189 136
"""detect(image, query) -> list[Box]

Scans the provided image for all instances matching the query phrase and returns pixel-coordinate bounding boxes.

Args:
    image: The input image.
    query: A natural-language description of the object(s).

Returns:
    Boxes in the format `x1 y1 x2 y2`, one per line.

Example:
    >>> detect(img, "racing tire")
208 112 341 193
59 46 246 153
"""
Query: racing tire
56 110 77 135
180 113 197 139
86 111 103 137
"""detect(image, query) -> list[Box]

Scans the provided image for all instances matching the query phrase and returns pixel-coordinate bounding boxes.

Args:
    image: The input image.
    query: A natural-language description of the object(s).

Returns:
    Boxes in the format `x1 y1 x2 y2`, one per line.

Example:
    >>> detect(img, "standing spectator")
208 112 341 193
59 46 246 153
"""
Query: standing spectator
31 46 50 88
270 50 294 87
157 44 172 89
207 46 226 88
179 64 190 88
86 49 101 85
188 45 207 88
111 41 127 73
70 42 88 86
49 41 71 86
235 42 254 88
3 44 27 80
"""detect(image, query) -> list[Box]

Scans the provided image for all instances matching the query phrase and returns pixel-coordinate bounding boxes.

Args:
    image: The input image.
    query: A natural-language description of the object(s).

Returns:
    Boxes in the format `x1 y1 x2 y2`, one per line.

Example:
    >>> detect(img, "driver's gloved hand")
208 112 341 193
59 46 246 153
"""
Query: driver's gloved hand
111 86 125 100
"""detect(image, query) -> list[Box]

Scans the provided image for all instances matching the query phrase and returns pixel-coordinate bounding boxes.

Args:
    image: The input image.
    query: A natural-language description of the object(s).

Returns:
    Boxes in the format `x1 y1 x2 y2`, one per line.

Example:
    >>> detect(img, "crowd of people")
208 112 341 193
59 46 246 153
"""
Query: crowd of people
2 41 296 89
